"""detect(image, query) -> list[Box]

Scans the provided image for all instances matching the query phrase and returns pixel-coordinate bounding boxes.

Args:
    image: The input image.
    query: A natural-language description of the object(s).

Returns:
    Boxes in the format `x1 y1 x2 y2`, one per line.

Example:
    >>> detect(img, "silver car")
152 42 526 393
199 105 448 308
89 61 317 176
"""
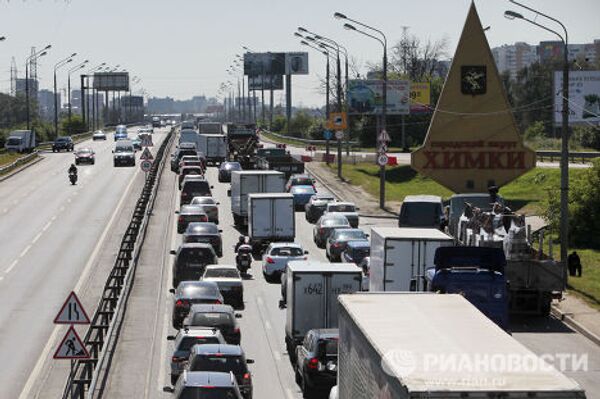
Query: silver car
324 202 360 228
262 243 308 283
190 196 220 224
201 265 243 308
313 214 351 248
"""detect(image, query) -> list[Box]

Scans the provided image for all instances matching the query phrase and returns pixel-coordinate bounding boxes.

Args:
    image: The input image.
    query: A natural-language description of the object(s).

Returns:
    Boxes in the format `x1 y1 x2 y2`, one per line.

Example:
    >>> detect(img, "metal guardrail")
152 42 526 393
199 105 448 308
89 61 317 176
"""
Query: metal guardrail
536 150 599 163
262 130 359 146
0 151 39 176
62 126 175 399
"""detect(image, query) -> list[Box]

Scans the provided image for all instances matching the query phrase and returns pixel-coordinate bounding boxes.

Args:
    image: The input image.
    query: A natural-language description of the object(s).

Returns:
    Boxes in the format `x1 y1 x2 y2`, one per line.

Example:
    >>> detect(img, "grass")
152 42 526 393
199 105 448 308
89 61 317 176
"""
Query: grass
567 249 600 309
0 152 26 167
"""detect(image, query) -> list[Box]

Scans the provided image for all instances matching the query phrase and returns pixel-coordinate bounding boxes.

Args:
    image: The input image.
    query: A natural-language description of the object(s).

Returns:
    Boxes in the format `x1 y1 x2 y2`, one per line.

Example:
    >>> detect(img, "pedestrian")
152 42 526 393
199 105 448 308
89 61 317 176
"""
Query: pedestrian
567 251 582 277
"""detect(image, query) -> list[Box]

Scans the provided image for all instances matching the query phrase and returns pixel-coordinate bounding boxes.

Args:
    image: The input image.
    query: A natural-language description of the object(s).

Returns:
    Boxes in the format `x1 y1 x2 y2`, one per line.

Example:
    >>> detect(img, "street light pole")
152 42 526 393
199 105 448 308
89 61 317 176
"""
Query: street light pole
25 45 51 130
53 53 76 138
68 59 88 134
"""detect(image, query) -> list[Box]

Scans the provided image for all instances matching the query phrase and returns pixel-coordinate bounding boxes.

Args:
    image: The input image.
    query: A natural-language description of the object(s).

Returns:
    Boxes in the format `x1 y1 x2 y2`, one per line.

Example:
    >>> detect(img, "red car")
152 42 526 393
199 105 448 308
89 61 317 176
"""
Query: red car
74 148 95 165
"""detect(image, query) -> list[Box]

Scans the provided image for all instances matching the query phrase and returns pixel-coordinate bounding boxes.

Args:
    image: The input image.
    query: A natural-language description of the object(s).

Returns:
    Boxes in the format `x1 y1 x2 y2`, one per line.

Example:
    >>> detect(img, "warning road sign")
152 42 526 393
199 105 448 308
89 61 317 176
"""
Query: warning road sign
140 160 153 172
327 112 347 130
140 134 154 147
54 291 90 325
53 326 90 359
140 147 154 161
377 129 391 143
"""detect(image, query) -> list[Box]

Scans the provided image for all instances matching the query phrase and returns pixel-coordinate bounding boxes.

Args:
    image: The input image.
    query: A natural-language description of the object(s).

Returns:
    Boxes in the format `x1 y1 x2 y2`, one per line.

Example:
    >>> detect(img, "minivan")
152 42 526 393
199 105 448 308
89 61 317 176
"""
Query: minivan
398 195 446 229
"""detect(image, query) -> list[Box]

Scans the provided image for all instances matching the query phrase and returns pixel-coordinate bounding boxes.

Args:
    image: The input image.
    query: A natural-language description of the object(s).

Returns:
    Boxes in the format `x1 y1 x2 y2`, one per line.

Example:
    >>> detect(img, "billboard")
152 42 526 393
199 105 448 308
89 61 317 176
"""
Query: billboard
243 52 285 77
554 70 600 125
248 74 283 91
121 96 144 107
347 80 410 115
409 82 431 113
93 72 129 91
285 52 309 75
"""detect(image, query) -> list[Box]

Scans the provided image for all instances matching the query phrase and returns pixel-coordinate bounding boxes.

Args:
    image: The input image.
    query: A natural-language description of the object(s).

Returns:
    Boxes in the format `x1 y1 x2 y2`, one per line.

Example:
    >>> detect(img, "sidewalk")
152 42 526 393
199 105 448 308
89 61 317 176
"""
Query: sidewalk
553 293 600 346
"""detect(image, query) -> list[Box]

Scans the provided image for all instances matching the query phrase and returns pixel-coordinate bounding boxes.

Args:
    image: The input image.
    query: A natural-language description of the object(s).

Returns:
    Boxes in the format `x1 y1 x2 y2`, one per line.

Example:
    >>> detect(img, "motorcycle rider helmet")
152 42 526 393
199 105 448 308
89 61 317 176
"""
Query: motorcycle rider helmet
238 235 245 243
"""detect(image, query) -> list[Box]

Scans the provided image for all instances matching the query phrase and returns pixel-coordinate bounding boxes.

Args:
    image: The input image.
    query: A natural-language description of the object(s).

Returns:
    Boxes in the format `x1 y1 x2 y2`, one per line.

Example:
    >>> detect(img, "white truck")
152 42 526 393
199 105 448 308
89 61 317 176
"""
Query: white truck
370 227 453 292
336 293 585 399
230 170 285 226
248 193 295 252
283 261 362 364
198 134 227 165
4 130 36 153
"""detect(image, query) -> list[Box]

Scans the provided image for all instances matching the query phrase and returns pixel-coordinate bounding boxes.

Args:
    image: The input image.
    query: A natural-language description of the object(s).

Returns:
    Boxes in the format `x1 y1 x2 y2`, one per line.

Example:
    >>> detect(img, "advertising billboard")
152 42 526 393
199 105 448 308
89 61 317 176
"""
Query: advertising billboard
347 79 410 115
248 74 284 91
285 52 309 75
554 70 600 125
243 52 285 77
93 72 129 91
121 96 144 107
409 82 431 113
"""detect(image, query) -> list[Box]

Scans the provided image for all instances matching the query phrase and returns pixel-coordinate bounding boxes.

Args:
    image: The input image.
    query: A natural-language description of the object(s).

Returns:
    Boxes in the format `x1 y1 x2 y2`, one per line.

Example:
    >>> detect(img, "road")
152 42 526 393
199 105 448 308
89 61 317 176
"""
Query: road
0 127 170 399
100 140 600 398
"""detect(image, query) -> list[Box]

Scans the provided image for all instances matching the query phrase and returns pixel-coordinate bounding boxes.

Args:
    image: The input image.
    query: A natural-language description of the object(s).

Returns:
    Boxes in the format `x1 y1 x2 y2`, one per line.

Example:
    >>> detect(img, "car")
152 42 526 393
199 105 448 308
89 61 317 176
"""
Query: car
186 344 254 399
92 130 106 140
201 265 243 308
358 256 370 291
177 205 209 234
114 125 128 141
398 195 446 229
341 240 370 265
113 140 136 167
170 281 224 328
190 196 220 224
304 194 336 224
171 143 198 172
168 371 243 398
313 213 351 248
179 157 204 172
180 151 206 171
52 136 74 152
183 304 241 345
167 328 227 385
179 166 204 189
289 185 317 210
74 148 95 165
170 243 219 288
262 243 307 283
183 222 223 257
295 329 339 398
181 179 213 205
181 120 196 130
325 228 369 262
131 137 142 151
218 162 242 182
324 202 360 228
285 173 315 192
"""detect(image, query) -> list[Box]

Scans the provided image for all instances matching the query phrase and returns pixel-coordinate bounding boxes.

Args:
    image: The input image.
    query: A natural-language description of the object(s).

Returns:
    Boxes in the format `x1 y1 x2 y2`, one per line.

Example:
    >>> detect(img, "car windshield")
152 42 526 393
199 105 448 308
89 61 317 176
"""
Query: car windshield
204 268 239 279
191 312 233 327
192 355 246 375
178 336 220 351
400 202 441 227
336 230 366 240
270 247 303 257
292 186 315 194
292 178 312 185
115 146 133 152
179 283 219 297
56 138 69 142
77 149 92 154
7 138 21 145
180 388 239 399
329 204 355 212
179 248 214 262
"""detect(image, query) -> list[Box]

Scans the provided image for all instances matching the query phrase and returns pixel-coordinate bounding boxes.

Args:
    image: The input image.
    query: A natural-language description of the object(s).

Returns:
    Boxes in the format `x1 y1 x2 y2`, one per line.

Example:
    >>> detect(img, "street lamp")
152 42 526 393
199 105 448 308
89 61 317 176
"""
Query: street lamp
504 0 570 269
67 59 88 132
25 44 52 130
85 62 106 130
337 13 388 209
53 53 77 137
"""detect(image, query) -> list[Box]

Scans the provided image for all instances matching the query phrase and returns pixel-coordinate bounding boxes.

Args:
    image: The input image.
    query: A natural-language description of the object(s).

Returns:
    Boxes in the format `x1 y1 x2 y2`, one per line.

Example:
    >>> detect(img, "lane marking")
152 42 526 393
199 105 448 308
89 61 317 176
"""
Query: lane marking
32 232 43 244
273 350 282 361
19 244 32 258
265 320 272 330
42 221 52 232
5 259 18 274
286 388 295 399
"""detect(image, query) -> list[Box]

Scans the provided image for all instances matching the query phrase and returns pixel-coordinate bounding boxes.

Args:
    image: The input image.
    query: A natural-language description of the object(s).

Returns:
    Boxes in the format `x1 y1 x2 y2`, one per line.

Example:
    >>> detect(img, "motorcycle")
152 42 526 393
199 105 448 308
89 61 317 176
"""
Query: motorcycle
235 243 253 274
69 172 78 185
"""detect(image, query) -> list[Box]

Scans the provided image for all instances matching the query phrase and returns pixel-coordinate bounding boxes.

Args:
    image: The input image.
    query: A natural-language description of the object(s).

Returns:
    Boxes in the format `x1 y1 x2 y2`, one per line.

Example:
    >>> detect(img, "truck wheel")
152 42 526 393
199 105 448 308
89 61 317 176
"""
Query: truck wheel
171 375 178 386
286 337 297 365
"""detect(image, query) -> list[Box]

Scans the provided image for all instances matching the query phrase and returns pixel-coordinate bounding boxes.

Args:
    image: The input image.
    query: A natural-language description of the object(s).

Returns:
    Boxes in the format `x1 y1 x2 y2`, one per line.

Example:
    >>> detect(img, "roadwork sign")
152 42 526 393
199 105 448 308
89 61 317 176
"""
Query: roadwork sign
53 326 90 359
54 291 90 325
140 147 154 161
140 160 153 172
140 134 154 147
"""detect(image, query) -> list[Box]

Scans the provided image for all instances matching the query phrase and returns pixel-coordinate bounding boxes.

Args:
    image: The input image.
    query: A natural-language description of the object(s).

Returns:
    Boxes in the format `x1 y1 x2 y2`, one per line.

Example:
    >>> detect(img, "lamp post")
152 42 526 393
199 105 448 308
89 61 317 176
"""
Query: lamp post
336 13 388 209
25 44 51 130
504 0 570 268
67 59 88 133
53 53 76 138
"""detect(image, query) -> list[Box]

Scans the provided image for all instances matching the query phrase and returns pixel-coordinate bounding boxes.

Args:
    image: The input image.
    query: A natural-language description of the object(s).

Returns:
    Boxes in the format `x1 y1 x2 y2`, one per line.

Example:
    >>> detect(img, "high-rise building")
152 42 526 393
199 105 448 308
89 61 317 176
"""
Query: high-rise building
492 42 537 79
38 89 58 120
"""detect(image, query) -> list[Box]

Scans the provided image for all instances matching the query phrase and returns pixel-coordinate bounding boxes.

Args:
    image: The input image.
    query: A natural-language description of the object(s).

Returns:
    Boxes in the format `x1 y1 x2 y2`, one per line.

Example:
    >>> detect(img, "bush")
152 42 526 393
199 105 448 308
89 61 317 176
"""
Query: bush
271 115 286 132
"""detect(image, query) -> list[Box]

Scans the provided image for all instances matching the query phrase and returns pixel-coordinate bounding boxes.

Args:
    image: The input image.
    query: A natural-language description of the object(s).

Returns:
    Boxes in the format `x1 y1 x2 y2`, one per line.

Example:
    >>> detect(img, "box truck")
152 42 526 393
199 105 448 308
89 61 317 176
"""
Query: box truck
198 134 227 165
369 227 453 292
283 261 362 364
5 130 36 153
337 293 585 399
248 193 295 252
230 170 285 226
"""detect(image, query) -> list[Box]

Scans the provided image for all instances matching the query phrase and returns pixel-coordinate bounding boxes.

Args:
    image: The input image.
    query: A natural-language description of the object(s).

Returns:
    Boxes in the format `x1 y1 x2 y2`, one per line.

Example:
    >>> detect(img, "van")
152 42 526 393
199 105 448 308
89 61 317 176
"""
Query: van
398 195 446 229
113 140 135 167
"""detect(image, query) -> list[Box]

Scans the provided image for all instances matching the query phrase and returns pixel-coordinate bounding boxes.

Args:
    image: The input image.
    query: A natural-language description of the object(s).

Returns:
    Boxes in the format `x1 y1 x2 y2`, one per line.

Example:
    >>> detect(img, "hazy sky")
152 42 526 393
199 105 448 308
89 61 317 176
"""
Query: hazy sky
1 0 599 107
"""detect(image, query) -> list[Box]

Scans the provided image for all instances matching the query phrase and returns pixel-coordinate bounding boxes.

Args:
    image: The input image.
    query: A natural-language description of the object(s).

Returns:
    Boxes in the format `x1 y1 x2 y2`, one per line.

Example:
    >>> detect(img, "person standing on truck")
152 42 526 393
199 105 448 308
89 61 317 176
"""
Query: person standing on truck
568 251 582 277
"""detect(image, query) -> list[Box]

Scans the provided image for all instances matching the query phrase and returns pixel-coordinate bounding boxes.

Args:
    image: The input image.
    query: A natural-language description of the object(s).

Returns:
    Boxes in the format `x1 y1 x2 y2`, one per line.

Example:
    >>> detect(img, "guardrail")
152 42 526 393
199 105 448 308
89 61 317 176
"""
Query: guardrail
0 151 39 176
262 130 359 146
536 150 599 163
62 126 175 399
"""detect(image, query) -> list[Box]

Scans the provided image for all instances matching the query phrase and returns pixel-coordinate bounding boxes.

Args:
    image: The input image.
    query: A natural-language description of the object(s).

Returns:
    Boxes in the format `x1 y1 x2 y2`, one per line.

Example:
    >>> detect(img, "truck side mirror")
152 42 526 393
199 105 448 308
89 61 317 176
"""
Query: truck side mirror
278 299 286 309
170 250 177 255
166 335 176 341
227 189 231 197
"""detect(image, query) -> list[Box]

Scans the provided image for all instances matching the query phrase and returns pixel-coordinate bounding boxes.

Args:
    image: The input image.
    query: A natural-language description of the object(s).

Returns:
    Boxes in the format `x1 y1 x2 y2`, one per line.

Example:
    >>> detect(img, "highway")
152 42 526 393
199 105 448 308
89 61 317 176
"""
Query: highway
0 127 170 399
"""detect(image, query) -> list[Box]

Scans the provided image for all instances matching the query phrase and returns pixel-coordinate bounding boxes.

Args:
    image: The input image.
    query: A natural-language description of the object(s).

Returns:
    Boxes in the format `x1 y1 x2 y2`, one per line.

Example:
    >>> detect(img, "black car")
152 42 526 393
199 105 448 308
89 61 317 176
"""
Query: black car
171 143 198 172
295 329 339 397
183 304 241 345
52 136 74 152
218 162 242 182
183 222 223 257
169 281 224 329
170 243 218 287
181 179 213 205
304 194 336 224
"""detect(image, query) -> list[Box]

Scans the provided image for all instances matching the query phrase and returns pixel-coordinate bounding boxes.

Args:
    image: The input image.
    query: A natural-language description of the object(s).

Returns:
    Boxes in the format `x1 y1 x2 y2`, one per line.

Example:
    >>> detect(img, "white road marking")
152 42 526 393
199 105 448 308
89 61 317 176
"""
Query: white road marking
273 350 282 361
5 259 18 274
19 244 31 258
265 320 272 330
31 232 43 244
42 221 52 232
286 388 295 399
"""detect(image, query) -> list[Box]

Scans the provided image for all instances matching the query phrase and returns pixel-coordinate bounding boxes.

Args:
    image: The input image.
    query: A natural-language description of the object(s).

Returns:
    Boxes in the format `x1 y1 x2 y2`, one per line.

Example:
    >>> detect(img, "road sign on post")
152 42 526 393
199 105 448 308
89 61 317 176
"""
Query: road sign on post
335 130 344 140
140 147 154 161
53 326 90 359
377 154 389 166
323 130 333 140
140 134 153 147
140 159 153 173
327 112 347 130
54 291 90 325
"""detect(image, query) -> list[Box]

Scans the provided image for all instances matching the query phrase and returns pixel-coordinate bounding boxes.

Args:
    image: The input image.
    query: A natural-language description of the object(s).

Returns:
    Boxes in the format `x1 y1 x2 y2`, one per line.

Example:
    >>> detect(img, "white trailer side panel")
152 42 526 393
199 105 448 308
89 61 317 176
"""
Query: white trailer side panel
274 196 295 240
249 196 273 239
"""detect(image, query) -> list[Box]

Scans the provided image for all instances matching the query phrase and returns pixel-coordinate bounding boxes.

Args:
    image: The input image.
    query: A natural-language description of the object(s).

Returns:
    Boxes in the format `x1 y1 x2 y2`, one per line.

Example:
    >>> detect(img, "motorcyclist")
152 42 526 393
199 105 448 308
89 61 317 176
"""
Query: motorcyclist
68 163 78 176
234 235 247 253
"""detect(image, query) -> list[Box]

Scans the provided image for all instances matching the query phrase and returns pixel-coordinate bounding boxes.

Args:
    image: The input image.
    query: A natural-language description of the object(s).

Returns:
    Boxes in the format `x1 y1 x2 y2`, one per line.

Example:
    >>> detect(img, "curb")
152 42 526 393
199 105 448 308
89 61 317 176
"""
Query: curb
551 304 600 347
0 154 44 182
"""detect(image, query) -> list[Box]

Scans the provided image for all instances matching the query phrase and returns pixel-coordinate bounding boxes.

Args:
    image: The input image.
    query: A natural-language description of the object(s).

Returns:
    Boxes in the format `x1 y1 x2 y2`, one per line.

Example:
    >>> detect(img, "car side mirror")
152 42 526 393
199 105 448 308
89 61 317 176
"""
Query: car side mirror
216 202 220 205
235 313 242 318
170 250 177 255
210 185 214 189
112 150 114 153
246 359 255 364
304 250 309 254
227 189 231 197
162 386 175 393
174 210 180 214
278 299 286 309
166 335 175 341
355 207 361 211
365 234 370 237
169 288 176 294
219 229 223 233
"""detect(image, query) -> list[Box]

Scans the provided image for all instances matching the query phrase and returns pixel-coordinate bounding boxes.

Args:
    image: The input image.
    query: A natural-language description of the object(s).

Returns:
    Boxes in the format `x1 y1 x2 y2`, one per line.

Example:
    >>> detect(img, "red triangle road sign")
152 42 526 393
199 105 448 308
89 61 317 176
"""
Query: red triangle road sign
140 147 154 161
53 326 90 359
54 291 90 325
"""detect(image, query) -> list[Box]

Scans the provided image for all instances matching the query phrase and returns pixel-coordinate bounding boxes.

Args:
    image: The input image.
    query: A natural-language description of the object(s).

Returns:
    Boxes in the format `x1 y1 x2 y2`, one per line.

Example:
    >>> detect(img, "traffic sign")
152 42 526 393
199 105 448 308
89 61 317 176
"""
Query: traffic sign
323 130 333 140
335 130 344 140
378 143 388 153
377 154 389 166
140 160 153 172
140 134 154 147
53 326 90 360
54 291 90 325
140 147 154 161
327 112 347 130
378 129 391 143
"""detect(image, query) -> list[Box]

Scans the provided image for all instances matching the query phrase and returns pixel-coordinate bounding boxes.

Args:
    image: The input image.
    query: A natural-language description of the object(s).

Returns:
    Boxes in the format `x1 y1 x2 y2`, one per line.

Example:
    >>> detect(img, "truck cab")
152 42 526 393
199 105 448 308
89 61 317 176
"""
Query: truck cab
448 192 505 238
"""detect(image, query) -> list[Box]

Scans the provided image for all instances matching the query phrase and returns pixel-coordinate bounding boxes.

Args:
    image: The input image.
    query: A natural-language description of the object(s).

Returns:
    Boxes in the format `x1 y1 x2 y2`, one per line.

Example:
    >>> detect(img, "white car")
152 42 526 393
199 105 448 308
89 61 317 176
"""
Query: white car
262 242 307 283
92 130 106 140
201 265 243 309
190 196 220 224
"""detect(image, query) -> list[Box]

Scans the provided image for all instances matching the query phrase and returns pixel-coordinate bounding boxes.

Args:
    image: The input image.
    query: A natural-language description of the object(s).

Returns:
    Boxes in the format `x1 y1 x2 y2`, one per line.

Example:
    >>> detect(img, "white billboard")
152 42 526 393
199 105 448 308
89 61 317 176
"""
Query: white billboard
554 70 600 125
347 80 410 115
285 52 309 75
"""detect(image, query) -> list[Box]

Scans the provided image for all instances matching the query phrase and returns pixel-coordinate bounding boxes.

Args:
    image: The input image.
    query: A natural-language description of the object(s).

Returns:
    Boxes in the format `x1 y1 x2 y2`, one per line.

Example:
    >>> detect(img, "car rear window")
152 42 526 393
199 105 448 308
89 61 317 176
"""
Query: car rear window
180 387 238 399
184 181 210 193
336 231 366 240
179 336 220 351
329 204 355 212
400 202 442 227
292 186 315 194
271 247 303 257
204 269 239 279
179 248 214 262
191 197 215 205
179 284 219 297
293 178 313 186
323 338 338 355
191 312 233 327
192 355 246 375
323 217 347 226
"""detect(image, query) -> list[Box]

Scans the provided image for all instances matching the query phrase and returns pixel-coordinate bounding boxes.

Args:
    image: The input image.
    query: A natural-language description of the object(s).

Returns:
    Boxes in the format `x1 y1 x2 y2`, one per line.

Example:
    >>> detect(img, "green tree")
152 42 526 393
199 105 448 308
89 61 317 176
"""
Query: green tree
60 115 87 136
287 111 314 138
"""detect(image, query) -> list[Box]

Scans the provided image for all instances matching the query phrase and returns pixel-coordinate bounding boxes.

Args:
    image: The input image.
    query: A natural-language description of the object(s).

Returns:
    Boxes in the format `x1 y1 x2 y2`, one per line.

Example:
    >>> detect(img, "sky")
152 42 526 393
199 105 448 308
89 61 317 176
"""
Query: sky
1 0 599 108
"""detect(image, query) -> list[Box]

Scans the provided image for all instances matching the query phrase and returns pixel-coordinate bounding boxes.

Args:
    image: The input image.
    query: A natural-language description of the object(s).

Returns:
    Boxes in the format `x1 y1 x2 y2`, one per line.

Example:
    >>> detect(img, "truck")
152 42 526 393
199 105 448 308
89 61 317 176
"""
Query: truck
283 261 362 364
151 116 161 128
198 122 223 134
255 147 305 178
230 170 285 226
337 293 585 399
198 134 227 165
224 123 259 169
247 193 295 252
369 227 453 292
4 130 36 153
447 187 504 238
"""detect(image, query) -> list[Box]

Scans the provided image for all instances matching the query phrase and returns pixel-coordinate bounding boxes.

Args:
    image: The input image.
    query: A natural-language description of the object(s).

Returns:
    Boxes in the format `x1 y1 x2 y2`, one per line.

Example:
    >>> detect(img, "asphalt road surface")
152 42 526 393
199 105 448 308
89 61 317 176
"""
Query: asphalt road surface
0 127 170 399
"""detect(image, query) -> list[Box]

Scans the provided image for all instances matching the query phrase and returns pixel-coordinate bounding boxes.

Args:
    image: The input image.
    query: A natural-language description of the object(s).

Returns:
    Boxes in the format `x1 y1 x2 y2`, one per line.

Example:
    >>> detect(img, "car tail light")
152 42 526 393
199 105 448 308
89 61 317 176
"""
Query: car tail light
175 299 189 308
214 299 222 304
242 372 251 384
178 216 184 224
319 228 325 235
266 257 274 264
304 256 308 260
234 327 240 334
172 356 186 363
200 215 208 222
332 242 341 248
307 357 319 370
